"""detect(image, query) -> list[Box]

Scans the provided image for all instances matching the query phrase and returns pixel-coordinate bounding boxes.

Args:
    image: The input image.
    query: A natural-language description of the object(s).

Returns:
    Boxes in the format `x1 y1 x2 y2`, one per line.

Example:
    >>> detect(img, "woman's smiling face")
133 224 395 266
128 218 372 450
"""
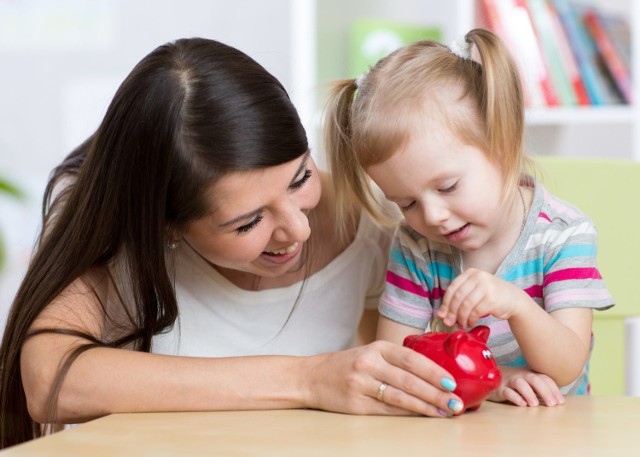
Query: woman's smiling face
182 152 321 279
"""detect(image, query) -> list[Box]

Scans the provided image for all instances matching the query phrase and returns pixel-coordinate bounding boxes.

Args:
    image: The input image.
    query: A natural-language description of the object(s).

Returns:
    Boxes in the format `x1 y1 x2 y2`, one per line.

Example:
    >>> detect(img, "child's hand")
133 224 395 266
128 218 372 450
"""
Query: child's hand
437 268 529 328
488 366 565 407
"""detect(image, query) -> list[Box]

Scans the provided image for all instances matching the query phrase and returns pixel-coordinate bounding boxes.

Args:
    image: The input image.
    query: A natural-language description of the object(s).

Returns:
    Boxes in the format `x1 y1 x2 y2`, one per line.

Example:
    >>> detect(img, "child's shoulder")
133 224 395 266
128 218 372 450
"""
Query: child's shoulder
534 182 595 230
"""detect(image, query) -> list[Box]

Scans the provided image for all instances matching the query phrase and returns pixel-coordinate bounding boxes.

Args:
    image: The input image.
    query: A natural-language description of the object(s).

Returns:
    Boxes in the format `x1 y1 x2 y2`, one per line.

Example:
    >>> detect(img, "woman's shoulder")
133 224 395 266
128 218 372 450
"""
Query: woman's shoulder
31 268 111 335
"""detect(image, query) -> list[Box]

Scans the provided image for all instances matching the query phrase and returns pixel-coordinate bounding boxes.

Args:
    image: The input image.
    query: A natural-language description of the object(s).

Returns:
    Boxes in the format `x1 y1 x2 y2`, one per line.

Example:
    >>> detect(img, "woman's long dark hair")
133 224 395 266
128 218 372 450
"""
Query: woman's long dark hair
0 38 308 448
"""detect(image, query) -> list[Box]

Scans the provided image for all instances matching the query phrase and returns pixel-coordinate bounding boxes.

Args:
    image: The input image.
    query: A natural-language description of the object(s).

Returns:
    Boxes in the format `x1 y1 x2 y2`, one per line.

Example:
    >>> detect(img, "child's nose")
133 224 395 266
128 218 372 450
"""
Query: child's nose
422 201 449 225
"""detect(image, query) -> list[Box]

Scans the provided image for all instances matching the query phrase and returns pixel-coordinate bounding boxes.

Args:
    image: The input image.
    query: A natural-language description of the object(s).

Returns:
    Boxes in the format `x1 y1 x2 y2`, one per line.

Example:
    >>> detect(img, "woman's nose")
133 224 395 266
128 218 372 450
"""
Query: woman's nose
272 201 311 242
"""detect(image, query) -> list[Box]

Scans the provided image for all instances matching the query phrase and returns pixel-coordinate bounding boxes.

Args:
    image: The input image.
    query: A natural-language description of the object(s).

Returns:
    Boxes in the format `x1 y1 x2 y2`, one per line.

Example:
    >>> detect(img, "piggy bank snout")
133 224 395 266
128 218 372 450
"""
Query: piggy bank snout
482 368 503 390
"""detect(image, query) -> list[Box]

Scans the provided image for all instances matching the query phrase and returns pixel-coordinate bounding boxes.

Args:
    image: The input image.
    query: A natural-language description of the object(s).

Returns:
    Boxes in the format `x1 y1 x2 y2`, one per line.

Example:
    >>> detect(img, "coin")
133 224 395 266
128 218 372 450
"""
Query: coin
430 316 459 333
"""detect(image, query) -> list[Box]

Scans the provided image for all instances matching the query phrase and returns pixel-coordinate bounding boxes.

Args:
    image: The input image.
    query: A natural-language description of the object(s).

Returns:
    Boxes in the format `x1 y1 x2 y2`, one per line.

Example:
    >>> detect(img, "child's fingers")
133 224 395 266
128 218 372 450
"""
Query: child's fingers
527 375 565 407
509 377 539 406
501 387 527 407
436 304 449 319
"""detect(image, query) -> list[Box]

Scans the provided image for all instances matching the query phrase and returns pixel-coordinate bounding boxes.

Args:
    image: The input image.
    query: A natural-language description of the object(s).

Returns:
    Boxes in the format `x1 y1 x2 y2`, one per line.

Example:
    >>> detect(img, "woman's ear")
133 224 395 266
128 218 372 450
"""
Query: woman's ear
166 227 182 249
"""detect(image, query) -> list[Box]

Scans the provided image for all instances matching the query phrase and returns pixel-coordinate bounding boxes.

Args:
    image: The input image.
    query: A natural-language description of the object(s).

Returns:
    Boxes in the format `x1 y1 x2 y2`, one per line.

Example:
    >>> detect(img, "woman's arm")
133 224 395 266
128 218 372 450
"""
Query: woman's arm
376 315 422 345
357 309 379 345
21 284 462 423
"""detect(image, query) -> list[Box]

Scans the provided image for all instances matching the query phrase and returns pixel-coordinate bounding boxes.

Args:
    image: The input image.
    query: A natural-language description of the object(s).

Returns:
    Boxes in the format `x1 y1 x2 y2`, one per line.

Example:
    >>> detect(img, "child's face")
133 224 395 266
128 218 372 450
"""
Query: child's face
367 124 512 253
182 152 321 279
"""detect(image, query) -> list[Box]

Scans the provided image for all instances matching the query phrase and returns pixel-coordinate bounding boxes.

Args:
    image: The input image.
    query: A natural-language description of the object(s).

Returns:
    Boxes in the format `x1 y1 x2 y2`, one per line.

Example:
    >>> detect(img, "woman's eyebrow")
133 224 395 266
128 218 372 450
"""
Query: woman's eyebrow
219 152 310 228
290 151 311 183
219 208 263 228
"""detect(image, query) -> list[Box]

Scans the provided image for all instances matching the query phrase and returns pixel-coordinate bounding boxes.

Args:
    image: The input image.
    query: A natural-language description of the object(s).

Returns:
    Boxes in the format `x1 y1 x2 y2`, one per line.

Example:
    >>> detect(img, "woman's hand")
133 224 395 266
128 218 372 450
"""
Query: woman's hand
302 340 464 417
437 268 530 328
488 366 565 407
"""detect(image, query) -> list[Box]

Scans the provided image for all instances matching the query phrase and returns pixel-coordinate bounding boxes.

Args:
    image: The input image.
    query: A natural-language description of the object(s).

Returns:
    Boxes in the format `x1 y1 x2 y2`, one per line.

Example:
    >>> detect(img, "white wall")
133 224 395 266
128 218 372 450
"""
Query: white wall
0 0 301 331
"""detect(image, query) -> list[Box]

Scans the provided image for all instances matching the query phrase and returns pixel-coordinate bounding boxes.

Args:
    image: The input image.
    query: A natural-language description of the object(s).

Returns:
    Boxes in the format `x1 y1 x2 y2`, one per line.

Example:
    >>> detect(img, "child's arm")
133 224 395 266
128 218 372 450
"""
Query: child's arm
376 316 423 344
378 312 567 407
436 268 592 386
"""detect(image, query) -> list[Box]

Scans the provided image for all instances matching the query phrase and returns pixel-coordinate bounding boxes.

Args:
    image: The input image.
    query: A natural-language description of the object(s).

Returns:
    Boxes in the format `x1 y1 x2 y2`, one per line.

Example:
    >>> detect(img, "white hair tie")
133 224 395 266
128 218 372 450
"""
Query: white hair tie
355 73 367 88
449 36 472 60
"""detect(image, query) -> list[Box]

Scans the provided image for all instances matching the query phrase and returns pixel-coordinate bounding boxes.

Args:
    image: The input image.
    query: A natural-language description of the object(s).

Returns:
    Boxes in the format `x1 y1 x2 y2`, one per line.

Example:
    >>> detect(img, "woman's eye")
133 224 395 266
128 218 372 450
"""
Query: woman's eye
400 201 417 211
236 215 264 234
290 169 312 189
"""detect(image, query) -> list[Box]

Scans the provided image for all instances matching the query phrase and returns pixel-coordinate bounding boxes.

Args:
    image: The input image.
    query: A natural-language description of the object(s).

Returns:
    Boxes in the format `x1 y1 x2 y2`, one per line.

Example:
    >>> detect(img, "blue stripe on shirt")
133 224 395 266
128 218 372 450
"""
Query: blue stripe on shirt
390 248 455 289
544 244 597 273
503 257 544 282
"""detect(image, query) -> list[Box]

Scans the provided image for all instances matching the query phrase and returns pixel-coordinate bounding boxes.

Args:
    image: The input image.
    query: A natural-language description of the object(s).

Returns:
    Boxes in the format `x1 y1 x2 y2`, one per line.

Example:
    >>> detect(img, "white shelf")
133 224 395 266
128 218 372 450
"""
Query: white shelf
306 0 639 159
525 106 636 125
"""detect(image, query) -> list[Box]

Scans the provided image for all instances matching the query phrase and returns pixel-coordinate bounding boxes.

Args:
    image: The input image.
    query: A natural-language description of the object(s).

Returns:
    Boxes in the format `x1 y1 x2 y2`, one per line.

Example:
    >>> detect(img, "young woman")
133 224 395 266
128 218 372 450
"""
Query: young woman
0 37 462 449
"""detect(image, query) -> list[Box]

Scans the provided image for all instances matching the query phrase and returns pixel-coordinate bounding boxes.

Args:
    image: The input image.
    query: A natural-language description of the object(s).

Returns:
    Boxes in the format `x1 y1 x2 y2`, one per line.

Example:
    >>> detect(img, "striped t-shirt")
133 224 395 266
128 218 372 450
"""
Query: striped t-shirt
379 181 614 394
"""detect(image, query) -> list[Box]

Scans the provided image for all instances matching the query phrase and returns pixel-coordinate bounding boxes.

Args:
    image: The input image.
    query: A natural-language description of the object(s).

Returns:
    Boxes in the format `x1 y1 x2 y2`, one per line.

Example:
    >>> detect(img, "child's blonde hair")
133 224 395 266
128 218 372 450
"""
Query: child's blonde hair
324 28 527 239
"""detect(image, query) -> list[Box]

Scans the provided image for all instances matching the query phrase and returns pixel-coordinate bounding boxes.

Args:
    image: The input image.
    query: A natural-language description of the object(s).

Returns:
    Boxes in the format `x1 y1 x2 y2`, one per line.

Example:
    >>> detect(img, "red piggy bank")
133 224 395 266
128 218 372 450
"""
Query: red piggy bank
403 325 502 414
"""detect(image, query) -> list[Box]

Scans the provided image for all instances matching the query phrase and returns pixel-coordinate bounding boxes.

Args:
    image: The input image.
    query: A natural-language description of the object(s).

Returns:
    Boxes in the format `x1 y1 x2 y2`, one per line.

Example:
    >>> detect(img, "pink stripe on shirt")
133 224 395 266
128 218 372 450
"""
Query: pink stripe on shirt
524 284 543 299
539 211 552 223
386 270 430 298
379 295 432 321
544 267 602 286
544 289 613 308
487 319 512 337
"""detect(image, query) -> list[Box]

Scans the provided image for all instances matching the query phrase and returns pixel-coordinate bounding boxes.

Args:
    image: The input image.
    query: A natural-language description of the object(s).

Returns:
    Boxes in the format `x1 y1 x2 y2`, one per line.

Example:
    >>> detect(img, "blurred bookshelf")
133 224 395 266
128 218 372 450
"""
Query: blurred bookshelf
470 0 639 159
310 0 640 161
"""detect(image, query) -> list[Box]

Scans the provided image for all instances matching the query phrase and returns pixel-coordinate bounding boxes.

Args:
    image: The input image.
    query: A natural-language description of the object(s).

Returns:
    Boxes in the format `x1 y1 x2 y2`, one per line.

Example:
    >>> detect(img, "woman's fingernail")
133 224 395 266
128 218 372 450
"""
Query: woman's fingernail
480 314 490 318
440 377 457 392
437 408 452 417
448 399 464 414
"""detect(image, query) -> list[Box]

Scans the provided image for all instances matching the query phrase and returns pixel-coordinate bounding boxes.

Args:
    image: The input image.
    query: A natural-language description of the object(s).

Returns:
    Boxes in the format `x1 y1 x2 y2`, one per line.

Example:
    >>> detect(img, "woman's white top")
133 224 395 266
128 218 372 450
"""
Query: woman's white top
152 212 393 357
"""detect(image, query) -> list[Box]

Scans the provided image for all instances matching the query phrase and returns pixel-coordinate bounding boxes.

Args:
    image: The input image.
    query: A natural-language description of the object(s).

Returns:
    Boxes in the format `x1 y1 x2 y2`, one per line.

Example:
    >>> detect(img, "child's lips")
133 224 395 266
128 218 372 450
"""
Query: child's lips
444 223 470 242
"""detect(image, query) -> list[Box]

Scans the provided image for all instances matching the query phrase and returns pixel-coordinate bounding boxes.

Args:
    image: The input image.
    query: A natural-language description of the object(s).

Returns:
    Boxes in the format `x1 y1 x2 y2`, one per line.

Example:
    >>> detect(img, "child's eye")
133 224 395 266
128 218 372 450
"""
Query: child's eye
439 182 458 193
236 215 264 234
290 169 312 190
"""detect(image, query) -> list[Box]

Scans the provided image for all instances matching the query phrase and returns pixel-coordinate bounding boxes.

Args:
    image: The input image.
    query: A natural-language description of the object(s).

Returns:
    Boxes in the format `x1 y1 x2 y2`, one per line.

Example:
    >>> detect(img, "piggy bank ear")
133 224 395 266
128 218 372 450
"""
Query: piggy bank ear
444 330 467 358
403 334 419 348
469 325 490 343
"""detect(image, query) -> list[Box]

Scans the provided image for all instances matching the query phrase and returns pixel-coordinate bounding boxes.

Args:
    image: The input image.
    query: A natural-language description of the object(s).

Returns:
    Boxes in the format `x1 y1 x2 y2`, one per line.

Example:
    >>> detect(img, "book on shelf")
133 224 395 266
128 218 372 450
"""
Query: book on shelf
551 0 623 105
479 0 557 107
546 0 591 105
583 7 632 104
526 0 577 106
349 19 441 78
480 0 631 107
600 13 631 72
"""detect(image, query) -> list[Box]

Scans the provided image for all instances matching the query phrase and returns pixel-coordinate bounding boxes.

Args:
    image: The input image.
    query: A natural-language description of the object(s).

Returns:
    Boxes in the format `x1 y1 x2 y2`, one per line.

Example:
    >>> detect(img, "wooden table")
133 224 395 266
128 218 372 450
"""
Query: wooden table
2 396 637 456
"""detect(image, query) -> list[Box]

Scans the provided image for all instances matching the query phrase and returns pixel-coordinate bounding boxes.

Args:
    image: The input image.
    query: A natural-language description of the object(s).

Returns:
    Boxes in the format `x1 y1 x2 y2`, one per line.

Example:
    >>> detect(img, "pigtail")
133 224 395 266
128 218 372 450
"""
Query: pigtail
466 28 525 186
324 79 381 243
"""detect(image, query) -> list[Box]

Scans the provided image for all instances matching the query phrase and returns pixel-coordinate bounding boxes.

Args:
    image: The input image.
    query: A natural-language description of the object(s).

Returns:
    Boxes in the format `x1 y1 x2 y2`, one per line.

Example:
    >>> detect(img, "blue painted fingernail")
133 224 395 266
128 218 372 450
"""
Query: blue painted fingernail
440 377 457 392
448 399 464 414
